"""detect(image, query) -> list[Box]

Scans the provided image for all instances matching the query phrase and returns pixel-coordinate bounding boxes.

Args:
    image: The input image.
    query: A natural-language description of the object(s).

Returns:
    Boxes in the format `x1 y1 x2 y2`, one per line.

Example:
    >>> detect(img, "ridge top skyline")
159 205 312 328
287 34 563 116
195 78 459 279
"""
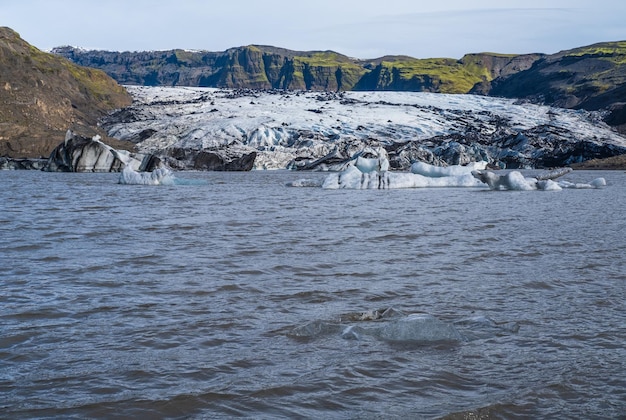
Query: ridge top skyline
3 0 626 59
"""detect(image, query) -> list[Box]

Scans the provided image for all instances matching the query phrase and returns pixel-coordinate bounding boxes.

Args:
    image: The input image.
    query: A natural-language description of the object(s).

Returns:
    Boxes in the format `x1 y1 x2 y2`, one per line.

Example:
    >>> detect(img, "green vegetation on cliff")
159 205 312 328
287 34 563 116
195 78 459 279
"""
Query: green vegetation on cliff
355 57 490 93
54 45 535 94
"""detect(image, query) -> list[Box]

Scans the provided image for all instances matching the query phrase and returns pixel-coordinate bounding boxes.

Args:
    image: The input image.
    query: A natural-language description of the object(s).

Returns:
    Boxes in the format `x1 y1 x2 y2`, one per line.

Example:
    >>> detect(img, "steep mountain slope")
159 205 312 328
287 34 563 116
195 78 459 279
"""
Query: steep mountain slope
484 41 626 131
0 27 132 158
52 46 539 94
354 53 542 93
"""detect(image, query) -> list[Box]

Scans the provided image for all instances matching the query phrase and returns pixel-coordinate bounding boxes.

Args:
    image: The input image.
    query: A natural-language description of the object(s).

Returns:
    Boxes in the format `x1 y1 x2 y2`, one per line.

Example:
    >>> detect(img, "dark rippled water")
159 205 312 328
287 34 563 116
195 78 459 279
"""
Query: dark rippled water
1 170 625 419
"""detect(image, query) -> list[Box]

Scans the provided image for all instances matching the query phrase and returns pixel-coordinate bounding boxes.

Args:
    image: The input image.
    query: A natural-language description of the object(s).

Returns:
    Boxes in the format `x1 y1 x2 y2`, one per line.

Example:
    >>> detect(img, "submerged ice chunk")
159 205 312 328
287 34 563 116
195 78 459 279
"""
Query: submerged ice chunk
558 177 607 189
372 314 463 343
287 310 523 345
286 178 323 187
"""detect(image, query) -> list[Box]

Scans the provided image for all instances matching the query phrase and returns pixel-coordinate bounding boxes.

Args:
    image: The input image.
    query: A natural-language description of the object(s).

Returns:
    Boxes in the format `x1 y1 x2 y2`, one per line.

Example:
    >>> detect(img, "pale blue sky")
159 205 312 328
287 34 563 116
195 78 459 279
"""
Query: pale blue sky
2 0 626 58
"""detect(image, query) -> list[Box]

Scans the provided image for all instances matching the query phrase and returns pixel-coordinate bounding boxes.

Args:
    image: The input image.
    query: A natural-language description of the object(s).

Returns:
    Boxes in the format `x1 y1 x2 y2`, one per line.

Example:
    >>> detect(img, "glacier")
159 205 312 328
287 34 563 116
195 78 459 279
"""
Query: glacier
102 86 626 171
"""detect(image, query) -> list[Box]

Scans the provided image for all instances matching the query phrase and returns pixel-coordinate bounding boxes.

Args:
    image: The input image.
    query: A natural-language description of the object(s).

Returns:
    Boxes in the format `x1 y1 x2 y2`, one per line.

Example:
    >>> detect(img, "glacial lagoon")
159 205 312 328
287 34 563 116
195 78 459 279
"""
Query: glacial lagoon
1 169 625 418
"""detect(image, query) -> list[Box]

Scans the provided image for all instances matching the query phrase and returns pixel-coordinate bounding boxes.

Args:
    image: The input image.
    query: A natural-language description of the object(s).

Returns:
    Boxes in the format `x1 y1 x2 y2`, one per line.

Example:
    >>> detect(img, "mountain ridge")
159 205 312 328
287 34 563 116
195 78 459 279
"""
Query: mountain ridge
51 44 542 94
52 41 626 133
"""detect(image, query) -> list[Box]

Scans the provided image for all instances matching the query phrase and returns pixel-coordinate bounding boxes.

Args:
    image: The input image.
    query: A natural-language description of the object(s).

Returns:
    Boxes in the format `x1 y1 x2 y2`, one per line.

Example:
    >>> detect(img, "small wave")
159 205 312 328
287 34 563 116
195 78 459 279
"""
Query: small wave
286 178 323 187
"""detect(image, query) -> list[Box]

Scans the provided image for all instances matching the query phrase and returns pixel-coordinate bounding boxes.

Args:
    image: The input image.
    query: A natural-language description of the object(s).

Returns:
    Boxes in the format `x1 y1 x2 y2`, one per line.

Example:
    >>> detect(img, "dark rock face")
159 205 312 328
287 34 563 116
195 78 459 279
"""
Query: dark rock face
467 53 545 95
53 45 367 92
166 148 257 171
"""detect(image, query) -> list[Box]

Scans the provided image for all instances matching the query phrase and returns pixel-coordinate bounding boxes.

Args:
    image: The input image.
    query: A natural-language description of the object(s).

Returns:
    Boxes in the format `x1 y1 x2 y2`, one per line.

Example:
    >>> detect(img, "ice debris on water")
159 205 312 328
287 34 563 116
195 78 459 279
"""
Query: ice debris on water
321 149 486 190
287 146 607 191
373 313 464 343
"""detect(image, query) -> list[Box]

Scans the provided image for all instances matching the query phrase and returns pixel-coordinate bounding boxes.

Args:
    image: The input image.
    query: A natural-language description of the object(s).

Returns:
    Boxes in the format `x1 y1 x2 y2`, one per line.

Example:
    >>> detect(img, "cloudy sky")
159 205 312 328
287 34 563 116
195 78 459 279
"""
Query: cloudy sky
3 0 626 58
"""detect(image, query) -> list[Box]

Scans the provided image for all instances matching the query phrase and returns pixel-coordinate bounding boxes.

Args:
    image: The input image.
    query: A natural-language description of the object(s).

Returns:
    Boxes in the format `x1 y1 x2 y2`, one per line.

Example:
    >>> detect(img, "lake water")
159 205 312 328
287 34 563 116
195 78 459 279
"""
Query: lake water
1 169 625 419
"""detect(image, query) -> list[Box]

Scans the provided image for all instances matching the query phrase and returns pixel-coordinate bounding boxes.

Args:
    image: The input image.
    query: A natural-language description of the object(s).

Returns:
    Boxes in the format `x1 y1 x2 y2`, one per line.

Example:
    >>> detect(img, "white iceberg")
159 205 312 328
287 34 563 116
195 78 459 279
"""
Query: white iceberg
471 169 607 191
411 160 488 177
322 152 487 190
118 165 176 185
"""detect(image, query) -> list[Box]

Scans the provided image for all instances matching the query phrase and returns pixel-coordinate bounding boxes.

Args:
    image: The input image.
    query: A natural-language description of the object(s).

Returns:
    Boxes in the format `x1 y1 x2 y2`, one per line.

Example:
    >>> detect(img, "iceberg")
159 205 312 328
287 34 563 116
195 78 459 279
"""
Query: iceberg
118 165 176 185
322 167 484 189
471 169 607 191
321 150 487 189
411 160 488 177
317 156 607 191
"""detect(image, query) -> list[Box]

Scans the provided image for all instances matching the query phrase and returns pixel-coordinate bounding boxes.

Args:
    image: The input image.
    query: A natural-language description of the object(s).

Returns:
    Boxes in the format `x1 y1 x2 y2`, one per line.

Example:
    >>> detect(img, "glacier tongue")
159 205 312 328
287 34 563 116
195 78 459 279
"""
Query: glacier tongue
102 86 626 170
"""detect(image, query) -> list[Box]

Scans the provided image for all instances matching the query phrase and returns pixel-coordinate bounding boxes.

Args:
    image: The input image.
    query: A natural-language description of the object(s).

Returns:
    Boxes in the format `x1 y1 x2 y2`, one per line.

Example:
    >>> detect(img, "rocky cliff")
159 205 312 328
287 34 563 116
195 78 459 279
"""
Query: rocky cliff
52 45 539 95
0 27 133 158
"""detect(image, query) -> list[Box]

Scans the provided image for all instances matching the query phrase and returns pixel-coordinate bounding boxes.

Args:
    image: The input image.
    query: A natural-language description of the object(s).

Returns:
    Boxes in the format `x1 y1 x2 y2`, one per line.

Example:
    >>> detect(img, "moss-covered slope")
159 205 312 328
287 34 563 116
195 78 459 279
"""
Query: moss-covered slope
488 42 626 107
353 53 540 93
0 27 132 158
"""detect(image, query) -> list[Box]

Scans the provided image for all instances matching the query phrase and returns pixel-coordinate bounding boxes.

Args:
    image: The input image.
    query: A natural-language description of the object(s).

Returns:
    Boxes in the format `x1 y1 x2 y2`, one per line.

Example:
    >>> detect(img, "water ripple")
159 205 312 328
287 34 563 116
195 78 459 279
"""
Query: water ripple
0 170 625 418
